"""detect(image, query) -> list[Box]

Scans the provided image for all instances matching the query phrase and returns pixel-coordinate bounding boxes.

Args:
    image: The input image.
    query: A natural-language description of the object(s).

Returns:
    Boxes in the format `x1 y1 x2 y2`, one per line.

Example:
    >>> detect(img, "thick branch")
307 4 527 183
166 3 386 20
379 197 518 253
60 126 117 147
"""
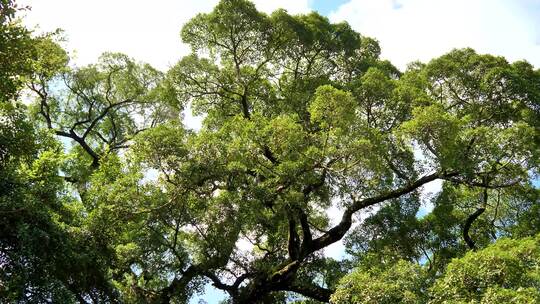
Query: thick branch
263 146 278 164
463 207 485 250
82 98 133 139
203 271 236 293
297 207 312 254
287 215 300 260
309 171 456 254
158 265 198 304
233 172 454 303
240 92 250 119
463 187 488 250
288 280 333 303
54 129 100 168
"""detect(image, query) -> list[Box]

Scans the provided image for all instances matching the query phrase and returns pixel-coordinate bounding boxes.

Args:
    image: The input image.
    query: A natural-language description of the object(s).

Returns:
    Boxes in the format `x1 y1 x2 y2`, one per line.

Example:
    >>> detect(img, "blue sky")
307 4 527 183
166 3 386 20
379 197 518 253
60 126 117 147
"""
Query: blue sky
20 0 540 303
310 0 350 15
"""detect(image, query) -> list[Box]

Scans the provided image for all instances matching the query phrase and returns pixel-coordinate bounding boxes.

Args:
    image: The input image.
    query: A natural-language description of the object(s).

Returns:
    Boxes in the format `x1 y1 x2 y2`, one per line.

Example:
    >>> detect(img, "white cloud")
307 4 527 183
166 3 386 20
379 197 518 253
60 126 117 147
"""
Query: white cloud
418 178 442 215
330 0 540 70
19 0 310 70
19 0 310 131
254 0 310 15
235 237 254 252
324 239 348 260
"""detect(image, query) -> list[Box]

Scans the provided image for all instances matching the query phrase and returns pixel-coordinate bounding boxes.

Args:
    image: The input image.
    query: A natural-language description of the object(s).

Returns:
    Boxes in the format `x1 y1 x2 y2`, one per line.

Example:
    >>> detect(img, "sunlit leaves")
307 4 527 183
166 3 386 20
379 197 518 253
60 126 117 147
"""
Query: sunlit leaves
399 104 465 170
334 235 540 304
331 260 427 304
182 0 270 65
310 85 356 132
430 235 540 303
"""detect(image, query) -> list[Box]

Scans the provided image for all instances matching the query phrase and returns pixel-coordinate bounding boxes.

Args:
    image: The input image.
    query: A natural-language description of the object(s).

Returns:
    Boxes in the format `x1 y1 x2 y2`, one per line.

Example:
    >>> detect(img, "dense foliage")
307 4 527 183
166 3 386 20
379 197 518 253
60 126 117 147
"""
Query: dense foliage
1 0 539 303
332 235 540 303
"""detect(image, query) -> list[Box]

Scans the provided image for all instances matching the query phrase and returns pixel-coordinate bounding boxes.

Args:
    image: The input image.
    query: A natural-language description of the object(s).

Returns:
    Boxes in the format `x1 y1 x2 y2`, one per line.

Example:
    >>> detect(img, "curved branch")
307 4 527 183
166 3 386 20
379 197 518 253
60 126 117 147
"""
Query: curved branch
203 271 236 293
287 280 333 303
82 98 134 139
308 171 457 254
463 187 488 250
55 129 100 168
463 207 485 250
158 265 199 303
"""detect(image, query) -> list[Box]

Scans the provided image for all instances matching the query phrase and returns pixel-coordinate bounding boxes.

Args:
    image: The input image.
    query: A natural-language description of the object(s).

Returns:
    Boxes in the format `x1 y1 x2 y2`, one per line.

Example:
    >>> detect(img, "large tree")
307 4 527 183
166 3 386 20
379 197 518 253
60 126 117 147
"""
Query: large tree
2 0 539 303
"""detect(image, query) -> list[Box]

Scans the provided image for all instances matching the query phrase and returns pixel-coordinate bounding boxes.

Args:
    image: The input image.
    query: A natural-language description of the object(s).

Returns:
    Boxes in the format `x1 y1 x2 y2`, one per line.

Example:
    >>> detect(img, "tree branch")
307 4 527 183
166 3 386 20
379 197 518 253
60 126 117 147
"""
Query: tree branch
287 280 333 303
463 187 488 250
287 215 300 260
308 171 457 254
82 98 133 139
158 265 198 303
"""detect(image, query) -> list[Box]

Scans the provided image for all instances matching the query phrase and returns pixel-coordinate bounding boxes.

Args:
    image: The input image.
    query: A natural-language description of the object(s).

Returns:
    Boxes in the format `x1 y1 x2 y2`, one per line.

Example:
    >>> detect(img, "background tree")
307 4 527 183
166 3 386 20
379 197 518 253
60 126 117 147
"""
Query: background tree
0 102 118 303
1 3 120 302
0 0 33 102
27 44 181 171
330 260 427 304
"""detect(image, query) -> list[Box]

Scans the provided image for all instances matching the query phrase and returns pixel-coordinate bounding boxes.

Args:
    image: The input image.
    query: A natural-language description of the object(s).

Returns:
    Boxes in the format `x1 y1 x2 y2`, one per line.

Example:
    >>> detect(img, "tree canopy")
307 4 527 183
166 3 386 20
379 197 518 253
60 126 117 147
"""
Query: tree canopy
1 0 539 303
332 234 540 304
